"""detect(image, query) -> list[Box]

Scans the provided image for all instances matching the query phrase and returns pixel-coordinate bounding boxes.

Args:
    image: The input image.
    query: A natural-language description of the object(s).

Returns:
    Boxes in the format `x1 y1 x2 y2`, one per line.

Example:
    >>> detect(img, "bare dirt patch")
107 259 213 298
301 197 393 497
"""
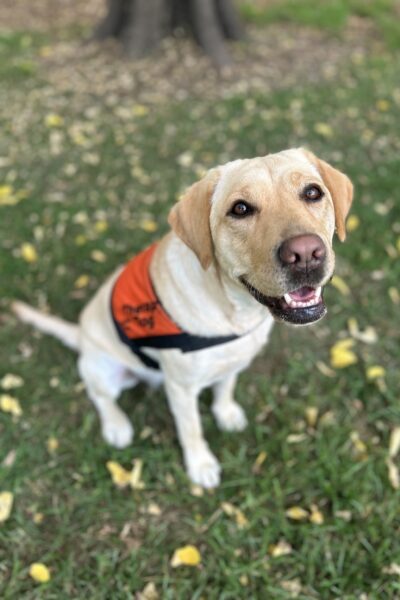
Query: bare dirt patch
38 18 380 106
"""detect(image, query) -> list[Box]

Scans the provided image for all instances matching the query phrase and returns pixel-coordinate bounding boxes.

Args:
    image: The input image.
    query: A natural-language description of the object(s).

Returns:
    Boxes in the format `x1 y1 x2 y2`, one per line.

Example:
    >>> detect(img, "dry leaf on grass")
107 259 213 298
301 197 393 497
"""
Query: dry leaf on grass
269 539 293 557
346 214 360 232
29 562 51 583
331 275 350 296
221 501 249 529
0 374 24 390
348 318 377 344
309 504 324 525
285 506 309 521
252 450 268 474
366 365 386 380
0 491 14 523
389 427 400 458
106 459 145 490
382 563 400 576
137 582 159 600
305 406 318 428
0 394 22 417
74 274 90 289
386 458 399 490
330 338 358 369
46 437 59 453
20 243 38 263
170 545 201 568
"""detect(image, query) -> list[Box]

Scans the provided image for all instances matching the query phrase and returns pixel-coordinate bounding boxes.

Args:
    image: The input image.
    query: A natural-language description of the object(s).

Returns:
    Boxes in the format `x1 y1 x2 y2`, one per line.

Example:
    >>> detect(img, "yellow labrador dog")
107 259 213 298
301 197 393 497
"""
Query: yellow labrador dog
13 148 353 488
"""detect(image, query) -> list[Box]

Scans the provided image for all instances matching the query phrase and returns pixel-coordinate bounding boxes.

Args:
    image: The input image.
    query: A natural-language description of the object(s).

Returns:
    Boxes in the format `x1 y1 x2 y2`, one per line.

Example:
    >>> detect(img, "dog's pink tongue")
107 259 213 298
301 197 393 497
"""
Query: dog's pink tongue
289 286 316 301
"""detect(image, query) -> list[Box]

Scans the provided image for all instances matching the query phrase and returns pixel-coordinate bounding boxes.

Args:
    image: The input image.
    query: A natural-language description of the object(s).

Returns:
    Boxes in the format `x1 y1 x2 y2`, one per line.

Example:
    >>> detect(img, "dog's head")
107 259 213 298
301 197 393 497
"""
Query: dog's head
168 148 353 326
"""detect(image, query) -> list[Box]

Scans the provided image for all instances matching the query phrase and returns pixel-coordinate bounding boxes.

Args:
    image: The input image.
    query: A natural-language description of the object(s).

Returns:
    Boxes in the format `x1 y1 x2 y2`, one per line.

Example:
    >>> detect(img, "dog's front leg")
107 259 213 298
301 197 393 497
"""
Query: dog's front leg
212 373 248 432
164 380 221 488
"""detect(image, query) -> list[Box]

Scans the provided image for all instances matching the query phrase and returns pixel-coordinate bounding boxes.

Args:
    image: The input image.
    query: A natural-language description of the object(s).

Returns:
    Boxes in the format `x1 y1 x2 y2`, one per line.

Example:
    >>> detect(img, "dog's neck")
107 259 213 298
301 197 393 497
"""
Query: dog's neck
151 234 272 336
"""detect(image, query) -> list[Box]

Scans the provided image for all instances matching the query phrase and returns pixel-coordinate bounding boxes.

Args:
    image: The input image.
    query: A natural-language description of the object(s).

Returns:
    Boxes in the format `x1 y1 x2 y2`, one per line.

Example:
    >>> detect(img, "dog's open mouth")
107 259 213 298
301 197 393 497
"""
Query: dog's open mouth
240 278 327 325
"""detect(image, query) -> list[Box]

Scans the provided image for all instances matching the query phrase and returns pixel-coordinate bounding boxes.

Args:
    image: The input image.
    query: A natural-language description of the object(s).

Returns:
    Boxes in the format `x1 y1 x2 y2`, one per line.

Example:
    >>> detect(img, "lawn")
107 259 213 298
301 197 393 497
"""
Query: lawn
1 4 400 599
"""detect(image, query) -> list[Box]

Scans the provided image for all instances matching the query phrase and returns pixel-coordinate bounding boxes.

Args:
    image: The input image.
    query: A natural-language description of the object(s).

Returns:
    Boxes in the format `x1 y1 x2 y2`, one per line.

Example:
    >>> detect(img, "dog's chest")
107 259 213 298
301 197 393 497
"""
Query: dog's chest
160 317 274 387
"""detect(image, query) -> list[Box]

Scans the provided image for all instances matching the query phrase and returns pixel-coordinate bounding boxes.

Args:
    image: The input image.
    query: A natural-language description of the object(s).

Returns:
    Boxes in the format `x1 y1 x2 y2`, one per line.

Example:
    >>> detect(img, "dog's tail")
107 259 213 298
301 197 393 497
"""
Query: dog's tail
11 301 80 351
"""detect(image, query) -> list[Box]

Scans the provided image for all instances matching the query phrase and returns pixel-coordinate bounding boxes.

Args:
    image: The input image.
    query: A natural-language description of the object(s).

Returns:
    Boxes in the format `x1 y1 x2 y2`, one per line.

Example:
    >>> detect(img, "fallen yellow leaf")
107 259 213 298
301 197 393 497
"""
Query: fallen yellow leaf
376 99 390 112
94 220 108 233
330 338 357 369
39 46 52 58
281 579 302 596
0 185 19 206
0 491 14 522
106 460 145 490
33 512 44 524
45 113 63 127
389 427 400 458
269 539 293 557
350 431 368 460
347 318 377 344
90 249 107 263
388 287 400 305
366 365 386 380
0 374 24 389
130 458 145 490
316 360 336 377
0 394 22 417
314 122 334 138
309 504 324 525
386 458 399 490
331 275 350 296
20 243 38 263
305 406 318 428
382 563 400 576
46 437 59 453
170 544 201 567
146 502 162 516
346 214 360 232
137 581 159 600
252 450 267 474
221 501 249 529
132 104 149 117
29 562 51 583
106 461 132 489
139 219 158 233
74 234 87 246
190 484 204 497
285 506 309 521
74 274 89 289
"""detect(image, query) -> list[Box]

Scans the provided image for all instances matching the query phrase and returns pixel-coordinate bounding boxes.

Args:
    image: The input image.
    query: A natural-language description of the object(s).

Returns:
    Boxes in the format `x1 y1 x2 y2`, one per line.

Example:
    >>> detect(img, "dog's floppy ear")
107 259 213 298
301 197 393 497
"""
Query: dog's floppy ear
168 168 220 269
302 149 354 242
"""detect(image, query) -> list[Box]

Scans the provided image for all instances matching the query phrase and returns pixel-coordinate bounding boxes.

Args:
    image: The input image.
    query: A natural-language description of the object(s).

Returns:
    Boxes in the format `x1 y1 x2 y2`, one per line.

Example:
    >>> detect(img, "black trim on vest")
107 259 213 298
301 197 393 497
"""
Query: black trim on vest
111 262 240 370
112 311 239 371
112 313 239 371
112 316 161 370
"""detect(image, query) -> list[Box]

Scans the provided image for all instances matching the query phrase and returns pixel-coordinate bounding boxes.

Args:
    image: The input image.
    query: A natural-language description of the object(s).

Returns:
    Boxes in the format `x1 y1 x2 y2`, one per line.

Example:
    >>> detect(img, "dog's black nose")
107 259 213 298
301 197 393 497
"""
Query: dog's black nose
279 234 326 271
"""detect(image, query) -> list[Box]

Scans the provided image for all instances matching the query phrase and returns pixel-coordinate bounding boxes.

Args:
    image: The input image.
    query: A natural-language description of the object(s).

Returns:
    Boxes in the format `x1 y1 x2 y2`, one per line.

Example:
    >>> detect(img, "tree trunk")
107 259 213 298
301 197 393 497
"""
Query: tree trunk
94 0 244 67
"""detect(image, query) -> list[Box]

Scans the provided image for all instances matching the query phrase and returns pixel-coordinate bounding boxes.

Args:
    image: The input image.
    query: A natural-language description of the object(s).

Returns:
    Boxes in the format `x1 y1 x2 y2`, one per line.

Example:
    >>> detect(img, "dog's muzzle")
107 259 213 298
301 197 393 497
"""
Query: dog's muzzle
240 278 326 325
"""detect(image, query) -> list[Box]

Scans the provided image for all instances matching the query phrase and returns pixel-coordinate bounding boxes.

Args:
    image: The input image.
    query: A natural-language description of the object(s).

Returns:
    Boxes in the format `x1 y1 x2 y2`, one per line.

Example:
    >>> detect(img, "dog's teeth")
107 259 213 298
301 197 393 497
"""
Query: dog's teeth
284 293 293 305
284 288 322 310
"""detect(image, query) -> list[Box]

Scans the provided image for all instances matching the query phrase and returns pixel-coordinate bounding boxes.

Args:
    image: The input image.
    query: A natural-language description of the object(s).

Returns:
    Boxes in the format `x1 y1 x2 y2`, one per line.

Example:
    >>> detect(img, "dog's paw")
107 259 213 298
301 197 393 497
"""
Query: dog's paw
186 447 221 489
212 401 248 432
101 410 134 449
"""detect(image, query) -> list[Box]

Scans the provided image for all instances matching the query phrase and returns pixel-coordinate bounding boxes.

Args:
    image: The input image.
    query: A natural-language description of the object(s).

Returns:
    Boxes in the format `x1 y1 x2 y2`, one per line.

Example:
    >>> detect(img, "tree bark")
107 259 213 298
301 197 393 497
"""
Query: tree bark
94 0 244 67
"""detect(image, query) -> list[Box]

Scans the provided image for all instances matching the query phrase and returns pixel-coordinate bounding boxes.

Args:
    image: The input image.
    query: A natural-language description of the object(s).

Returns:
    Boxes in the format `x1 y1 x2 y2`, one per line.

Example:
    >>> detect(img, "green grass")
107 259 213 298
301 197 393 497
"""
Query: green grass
241 0 400 48
1 18 400 600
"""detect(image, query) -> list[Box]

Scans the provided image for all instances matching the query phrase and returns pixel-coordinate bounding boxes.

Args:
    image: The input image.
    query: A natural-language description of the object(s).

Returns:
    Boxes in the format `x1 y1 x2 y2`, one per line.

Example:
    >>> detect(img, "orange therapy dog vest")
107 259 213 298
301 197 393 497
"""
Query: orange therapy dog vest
111 243 239 370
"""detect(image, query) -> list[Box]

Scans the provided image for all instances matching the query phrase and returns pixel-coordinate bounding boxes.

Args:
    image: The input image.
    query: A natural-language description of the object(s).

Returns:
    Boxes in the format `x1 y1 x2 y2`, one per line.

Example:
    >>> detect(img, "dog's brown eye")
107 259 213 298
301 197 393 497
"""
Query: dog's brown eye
229 201 253 217
302 184 324 202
